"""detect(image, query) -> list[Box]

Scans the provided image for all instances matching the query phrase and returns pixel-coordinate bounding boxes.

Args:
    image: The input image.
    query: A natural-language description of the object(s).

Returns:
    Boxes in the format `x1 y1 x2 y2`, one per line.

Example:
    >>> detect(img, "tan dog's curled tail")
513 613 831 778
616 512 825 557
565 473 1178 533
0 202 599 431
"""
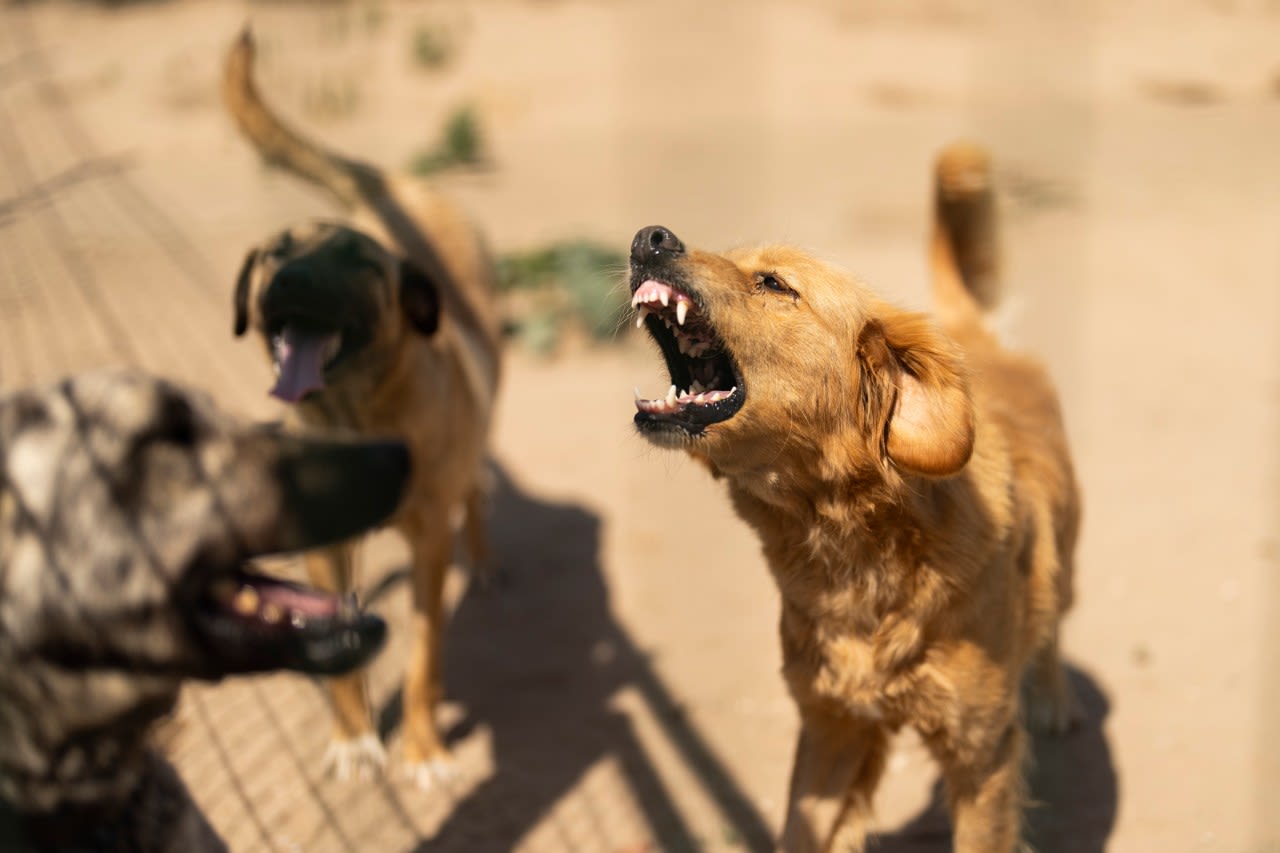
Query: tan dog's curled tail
222 27 380 210
930 141 1001 334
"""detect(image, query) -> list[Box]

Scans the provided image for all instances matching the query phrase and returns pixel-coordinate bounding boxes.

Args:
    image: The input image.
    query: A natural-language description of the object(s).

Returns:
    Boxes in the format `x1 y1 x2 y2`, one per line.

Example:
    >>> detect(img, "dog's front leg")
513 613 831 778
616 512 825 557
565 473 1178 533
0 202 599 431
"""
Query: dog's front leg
398 510 456 789
303 544 386 780
930 717 1025 853
779 711 888 853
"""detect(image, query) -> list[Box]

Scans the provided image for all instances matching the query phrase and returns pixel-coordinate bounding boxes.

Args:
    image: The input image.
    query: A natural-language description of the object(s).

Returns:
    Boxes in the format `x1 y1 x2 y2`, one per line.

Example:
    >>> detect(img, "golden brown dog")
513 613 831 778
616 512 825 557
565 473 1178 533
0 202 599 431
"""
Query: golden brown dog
223 30 502 787
626 142 1080 852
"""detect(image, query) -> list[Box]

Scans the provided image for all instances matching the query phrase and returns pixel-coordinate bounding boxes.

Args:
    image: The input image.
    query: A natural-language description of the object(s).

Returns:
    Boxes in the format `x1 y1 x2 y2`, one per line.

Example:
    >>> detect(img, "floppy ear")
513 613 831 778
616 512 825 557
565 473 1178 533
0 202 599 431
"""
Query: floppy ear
233 249 259 337
399 258 440 336
857 311 974 477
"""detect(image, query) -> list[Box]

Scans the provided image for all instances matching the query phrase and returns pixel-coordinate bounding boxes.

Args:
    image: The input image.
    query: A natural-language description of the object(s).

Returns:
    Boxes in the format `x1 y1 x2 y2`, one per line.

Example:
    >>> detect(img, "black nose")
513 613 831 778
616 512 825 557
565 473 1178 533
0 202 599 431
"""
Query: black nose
631 225 685 263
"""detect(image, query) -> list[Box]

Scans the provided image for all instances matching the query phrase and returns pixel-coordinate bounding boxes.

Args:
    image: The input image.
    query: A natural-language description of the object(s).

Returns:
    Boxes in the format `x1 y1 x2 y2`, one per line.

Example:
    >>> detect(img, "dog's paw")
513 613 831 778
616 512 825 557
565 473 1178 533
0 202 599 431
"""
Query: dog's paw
322 733 387 781
403 756 460 791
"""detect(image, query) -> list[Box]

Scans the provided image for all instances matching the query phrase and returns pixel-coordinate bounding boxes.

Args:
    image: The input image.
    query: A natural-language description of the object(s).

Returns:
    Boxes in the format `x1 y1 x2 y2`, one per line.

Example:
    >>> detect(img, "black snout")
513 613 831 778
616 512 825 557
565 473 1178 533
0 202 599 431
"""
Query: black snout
276 437 411 550
631 225 685 264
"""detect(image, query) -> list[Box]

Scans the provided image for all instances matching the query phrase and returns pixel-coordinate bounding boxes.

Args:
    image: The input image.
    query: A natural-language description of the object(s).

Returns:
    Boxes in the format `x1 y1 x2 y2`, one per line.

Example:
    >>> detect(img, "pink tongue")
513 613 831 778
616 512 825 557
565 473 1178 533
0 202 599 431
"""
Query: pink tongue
257 582 340 617
269 327 337 403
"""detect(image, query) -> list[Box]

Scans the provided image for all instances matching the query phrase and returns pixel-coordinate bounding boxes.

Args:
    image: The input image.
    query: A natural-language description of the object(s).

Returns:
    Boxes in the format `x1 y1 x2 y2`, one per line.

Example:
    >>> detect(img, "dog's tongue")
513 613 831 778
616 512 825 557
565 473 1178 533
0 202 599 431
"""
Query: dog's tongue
270 327 337 403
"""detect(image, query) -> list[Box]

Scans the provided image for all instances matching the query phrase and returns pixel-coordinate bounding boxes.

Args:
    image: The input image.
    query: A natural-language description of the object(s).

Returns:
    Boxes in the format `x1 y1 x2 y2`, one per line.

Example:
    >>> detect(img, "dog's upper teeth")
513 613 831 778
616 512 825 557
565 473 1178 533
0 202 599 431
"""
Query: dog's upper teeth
659 291 670 308
233 586 260 616
676 301 688 325
635 312 646 329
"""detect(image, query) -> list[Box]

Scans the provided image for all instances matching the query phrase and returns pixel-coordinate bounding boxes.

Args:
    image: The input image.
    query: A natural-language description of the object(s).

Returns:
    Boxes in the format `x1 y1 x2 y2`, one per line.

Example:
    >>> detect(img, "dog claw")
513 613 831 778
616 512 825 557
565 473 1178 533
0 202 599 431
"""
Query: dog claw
322 733 386 781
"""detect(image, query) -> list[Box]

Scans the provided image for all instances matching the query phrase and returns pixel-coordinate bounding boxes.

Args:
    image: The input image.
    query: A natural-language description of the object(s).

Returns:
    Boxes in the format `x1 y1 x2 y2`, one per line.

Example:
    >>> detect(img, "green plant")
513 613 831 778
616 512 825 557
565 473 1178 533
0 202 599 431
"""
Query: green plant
496 240 629 354
410 22 455 70
409 105 484 176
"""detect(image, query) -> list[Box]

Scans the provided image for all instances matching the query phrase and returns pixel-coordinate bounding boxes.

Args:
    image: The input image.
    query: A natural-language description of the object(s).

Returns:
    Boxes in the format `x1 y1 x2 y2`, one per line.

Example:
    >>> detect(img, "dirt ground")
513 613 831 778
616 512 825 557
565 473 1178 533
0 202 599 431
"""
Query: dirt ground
0 1 1277 850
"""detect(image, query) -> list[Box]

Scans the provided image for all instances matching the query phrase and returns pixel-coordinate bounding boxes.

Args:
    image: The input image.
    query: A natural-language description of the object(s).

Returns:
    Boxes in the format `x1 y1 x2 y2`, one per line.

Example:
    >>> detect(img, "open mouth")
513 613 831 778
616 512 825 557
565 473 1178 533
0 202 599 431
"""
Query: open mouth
631 279 745 436
189 561 386 678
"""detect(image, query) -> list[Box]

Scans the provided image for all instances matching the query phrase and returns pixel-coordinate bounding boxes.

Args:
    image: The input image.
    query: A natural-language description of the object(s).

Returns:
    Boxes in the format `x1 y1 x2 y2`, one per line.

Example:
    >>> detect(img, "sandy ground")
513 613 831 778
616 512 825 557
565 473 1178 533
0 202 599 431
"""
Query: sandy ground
0 1 1278 850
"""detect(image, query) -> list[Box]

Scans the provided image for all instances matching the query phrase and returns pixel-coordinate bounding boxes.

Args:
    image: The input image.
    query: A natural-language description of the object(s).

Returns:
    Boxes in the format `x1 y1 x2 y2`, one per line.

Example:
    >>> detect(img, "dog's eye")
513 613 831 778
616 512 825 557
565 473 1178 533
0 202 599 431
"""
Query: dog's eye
756 273 795 297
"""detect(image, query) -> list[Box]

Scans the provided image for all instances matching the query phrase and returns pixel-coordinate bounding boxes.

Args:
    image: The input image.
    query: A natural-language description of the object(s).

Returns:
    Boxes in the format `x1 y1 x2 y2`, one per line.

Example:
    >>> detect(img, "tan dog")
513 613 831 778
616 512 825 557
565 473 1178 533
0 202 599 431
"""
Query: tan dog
626 143 1080 852
223 30 502 786
0 370 407 851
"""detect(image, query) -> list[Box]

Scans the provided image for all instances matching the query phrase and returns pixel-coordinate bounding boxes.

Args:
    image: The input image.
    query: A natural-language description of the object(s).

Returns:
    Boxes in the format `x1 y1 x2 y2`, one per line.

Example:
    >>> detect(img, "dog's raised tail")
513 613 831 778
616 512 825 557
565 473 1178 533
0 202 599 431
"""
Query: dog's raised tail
930 141 1000 332
222 27 377 210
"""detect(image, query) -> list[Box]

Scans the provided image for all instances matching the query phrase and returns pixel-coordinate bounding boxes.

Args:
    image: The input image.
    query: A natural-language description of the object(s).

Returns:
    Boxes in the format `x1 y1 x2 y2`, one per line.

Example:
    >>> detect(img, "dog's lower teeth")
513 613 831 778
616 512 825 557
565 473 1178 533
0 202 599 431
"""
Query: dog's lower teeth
290 611 308 629
262 603 284 625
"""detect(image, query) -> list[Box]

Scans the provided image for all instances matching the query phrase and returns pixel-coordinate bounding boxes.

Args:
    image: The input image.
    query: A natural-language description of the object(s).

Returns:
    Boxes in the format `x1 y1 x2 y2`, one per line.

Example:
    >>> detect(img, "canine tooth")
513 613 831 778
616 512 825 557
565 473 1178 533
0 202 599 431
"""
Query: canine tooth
232 586 260 615
676 301 688 325
290 611 308 629
665 385 678 406
635 313 646 329
634 387 643 400
659 290 670 308
262 602 284 625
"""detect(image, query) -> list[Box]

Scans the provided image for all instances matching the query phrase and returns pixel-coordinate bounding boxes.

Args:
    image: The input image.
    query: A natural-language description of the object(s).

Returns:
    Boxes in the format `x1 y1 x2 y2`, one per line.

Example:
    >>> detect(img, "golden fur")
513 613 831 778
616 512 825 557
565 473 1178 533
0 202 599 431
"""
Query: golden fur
627 142 1080 851
223 30 502 785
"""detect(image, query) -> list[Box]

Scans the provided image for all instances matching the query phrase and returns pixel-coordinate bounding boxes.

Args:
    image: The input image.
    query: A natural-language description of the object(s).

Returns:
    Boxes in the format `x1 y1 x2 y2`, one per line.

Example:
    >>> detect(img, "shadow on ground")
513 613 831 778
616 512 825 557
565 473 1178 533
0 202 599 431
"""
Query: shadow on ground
394 463 775 852
875 666 1118 853
369 463 1116 852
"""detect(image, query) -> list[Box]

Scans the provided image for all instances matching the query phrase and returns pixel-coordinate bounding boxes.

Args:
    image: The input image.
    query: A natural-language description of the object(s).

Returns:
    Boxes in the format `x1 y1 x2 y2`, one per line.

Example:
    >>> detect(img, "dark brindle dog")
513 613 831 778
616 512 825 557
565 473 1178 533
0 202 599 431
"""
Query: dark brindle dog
0 370 409 851
224 30 502 785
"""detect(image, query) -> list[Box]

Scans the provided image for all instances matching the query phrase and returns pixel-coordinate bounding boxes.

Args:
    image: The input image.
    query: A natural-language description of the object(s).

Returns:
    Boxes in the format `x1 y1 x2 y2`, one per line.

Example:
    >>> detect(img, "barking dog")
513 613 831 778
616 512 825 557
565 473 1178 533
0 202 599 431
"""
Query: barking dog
0 370 408 852
224 30 502 786
626 143 1081 852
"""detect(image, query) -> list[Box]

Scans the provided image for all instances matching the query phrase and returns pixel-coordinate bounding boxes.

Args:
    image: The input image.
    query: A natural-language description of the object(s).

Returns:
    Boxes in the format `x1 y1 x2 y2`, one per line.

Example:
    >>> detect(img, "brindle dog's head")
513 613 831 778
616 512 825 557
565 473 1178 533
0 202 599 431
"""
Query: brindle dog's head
233 221 441 405
0 370 409 813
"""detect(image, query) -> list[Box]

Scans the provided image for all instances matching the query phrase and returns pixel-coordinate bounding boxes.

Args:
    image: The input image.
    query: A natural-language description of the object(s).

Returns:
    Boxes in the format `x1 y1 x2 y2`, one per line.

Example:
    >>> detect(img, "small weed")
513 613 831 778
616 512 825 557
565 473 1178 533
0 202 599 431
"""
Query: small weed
411 22 456 70
496 240 629 355
409 106 485 175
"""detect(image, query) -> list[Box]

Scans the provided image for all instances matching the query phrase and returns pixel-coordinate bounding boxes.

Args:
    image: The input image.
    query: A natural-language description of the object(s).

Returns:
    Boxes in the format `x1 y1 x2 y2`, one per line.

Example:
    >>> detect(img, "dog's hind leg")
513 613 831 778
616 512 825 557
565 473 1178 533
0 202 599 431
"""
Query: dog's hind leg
1021 506 1081 736
1022 628 1081 736
305 544 387 779
399 509 457 789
